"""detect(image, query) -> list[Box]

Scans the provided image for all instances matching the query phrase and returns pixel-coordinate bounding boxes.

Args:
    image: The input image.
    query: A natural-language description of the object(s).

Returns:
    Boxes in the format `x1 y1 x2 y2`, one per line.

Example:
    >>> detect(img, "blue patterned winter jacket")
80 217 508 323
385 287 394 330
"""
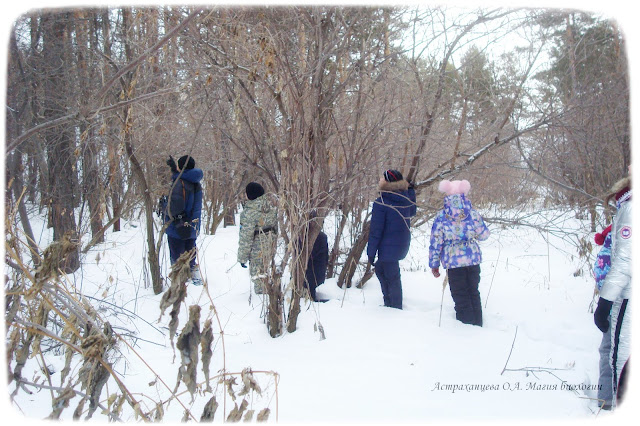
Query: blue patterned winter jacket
429 194 490 270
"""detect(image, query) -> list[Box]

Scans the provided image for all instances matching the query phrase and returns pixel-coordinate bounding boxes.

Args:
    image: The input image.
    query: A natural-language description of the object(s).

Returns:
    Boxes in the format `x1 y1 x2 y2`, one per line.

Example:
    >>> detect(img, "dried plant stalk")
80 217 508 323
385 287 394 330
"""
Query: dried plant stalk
77 323 115 420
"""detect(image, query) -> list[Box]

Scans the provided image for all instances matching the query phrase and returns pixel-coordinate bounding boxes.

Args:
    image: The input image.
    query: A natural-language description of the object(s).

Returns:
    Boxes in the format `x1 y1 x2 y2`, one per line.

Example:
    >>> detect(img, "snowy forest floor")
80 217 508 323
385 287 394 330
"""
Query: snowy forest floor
5 208 638 424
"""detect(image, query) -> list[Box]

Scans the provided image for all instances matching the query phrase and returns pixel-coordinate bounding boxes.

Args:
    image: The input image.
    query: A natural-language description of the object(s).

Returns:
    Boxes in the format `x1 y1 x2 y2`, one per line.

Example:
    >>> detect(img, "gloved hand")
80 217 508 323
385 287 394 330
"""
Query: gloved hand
431 267 441 278
166 155 178 173
240 263 247 268
594 297 614 332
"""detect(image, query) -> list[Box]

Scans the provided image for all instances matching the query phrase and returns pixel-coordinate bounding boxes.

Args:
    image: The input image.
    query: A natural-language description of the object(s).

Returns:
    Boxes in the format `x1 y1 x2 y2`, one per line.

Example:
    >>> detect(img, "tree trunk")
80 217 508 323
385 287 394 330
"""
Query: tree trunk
326 206 349 279
76 10 105 244
337 220 370 289
121 8 163 295
286 222 321 334
42 12 80 273
7 150 40 267
123 105 163 294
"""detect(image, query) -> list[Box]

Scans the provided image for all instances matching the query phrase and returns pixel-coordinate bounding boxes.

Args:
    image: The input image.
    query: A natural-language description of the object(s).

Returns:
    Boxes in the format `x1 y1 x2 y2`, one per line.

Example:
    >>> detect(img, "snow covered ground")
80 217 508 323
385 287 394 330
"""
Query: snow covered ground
5 209 637 423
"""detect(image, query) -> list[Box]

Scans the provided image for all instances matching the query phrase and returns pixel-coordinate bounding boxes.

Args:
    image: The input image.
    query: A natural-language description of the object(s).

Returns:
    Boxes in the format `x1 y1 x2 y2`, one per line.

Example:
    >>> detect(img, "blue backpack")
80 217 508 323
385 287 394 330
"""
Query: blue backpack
163 178 196 239
594 232 612 291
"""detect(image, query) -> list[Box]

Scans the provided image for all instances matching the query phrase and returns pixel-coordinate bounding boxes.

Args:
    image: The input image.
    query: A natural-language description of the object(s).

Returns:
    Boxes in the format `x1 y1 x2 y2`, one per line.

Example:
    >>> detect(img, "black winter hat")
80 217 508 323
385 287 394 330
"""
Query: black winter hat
178 155 196 171
383 169 403 182
246 182 265 200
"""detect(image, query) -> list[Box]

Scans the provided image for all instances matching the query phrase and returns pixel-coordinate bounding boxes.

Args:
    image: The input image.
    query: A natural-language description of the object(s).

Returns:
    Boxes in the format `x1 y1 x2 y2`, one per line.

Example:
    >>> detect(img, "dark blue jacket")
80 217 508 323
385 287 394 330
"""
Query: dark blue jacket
165 168 203 240
367 180 417 262
305 231 329 289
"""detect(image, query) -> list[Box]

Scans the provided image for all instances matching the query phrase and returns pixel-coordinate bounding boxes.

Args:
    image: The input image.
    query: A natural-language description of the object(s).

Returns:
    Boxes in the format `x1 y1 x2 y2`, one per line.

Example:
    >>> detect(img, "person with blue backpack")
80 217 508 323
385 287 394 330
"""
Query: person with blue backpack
164 155 204 285
367 169 417 310
593 224 614 410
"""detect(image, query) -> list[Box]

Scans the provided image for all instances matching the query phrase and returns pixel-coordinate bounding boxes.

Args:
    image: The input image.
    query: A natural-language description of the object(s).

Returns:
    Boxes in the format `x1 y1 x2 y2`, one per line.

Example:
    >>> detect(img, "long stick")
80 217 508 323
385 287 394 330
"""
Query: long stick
438 272 448 327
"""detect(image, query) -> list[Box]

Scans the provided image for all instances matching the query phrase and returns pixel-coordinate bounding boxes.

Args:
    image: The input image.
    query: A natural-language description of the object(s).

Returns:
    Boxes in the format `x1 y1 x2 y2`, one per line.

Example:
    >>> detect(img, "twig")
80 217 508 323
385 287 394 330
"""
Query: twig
484 244 500 309
438 272 449 327
501 325 518 375
82 295 165 337
13 378 121 422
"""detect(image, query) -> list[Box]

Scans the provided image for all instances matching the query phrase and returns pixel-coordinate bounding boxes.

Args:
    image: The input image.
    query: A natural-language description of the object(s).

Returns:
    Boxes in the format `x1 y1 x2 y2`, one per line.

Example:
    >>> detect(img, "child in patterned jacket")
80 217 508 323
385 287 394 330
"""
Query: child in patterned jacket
429 179 490 326
593 224 614 410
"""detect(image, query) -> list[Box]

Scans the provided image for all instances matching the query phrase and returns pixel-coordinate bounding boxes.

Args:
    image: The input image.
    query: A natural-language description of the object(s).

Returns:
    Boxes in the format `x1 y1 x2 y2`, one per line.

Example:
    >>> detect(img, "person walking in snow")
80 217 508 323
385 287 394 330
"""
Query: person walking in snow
367 169 417 309
164 155 204 285
303 216 329 302
237 182 278 295
429 179 490 326
593 172 632 409
593 223 615 410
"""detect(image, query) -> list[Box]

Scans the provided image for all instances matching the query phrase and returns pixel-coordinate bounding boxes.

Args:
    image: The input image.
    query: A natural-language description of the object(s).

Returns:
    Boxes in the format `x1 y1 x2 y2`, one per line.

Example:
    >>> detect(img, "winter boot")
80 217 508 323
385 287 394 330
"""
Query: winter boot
191 266 203 286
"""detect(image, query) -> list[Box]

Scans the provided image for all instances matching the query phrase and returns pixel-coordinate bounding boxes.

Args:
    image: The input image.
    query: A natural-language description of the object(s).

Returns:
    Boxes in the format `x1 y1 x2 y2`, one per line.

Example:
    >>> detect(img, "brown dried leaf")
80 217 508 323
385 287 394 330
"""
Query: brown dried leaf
159 254 191 353
175 305 202 398
200 396 219 422
32 233 78 288
153 402 164 421
226 399 249 422
77 324 115 420
73 397 86 420
47 387 76 420
201 319 214 391
169 250 195 285
158 276 187 319
239 368 262 396
256 408 270 422
225 376 238 401
243 409 255 422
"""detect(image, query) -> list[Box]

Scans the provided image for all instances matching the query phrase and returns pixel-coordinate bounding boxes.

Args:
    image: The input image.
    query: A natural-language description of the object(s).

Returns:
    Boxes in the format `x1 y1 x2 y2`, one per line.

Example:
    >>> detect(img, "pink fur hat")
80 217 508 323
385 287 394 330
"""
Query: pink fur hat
438 179 471 196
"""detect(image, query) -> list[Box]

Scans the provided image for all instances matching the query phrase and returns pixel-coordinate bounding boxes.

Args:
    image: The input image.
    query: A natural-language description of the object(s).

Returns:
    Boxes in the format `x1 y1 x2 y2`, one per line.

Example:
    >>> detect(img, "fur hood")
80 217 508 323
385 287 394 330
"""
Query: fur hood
378 178 409 192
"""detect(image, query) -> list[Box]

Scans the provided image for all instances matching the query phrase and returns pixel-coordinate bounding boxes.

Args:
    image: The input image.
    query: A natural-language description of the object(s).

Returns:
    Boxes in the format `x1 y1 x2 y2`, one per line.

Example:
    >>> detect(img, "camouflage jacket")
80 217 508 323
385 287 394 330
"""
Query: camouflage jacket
237 194 278 264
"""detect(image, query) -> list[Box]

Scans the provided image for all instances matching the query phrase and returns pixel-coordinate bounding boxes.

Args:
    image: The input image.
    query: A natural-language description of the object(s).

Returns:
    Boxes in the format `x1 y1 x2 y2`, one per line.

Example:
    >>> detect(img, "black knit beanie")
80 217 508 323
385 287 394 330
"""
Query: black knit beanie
246 182 265 200
178 155 196 171
383 169 403 182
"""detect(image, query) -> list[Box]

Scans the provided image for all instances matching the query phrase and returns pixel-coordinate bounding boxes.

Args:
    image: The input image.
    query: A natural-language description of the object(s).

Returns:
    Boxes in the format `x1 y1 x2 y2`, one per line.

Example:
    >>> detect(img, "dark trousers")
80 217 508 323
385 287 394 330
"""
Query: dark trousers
168 236 197 269
447 264 483 326
375 261 403 309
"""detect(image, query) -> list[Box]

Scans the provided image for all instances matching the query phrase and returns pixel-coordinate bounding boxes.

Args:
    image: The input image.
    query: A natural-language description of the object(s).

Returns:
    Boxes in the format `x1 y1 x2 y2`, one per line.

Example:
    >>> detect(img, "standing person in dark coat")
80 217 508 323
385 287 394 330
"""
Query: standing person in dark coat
367 169 417 309
164 155 204 285
429 179 490 326
304 228 329 302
